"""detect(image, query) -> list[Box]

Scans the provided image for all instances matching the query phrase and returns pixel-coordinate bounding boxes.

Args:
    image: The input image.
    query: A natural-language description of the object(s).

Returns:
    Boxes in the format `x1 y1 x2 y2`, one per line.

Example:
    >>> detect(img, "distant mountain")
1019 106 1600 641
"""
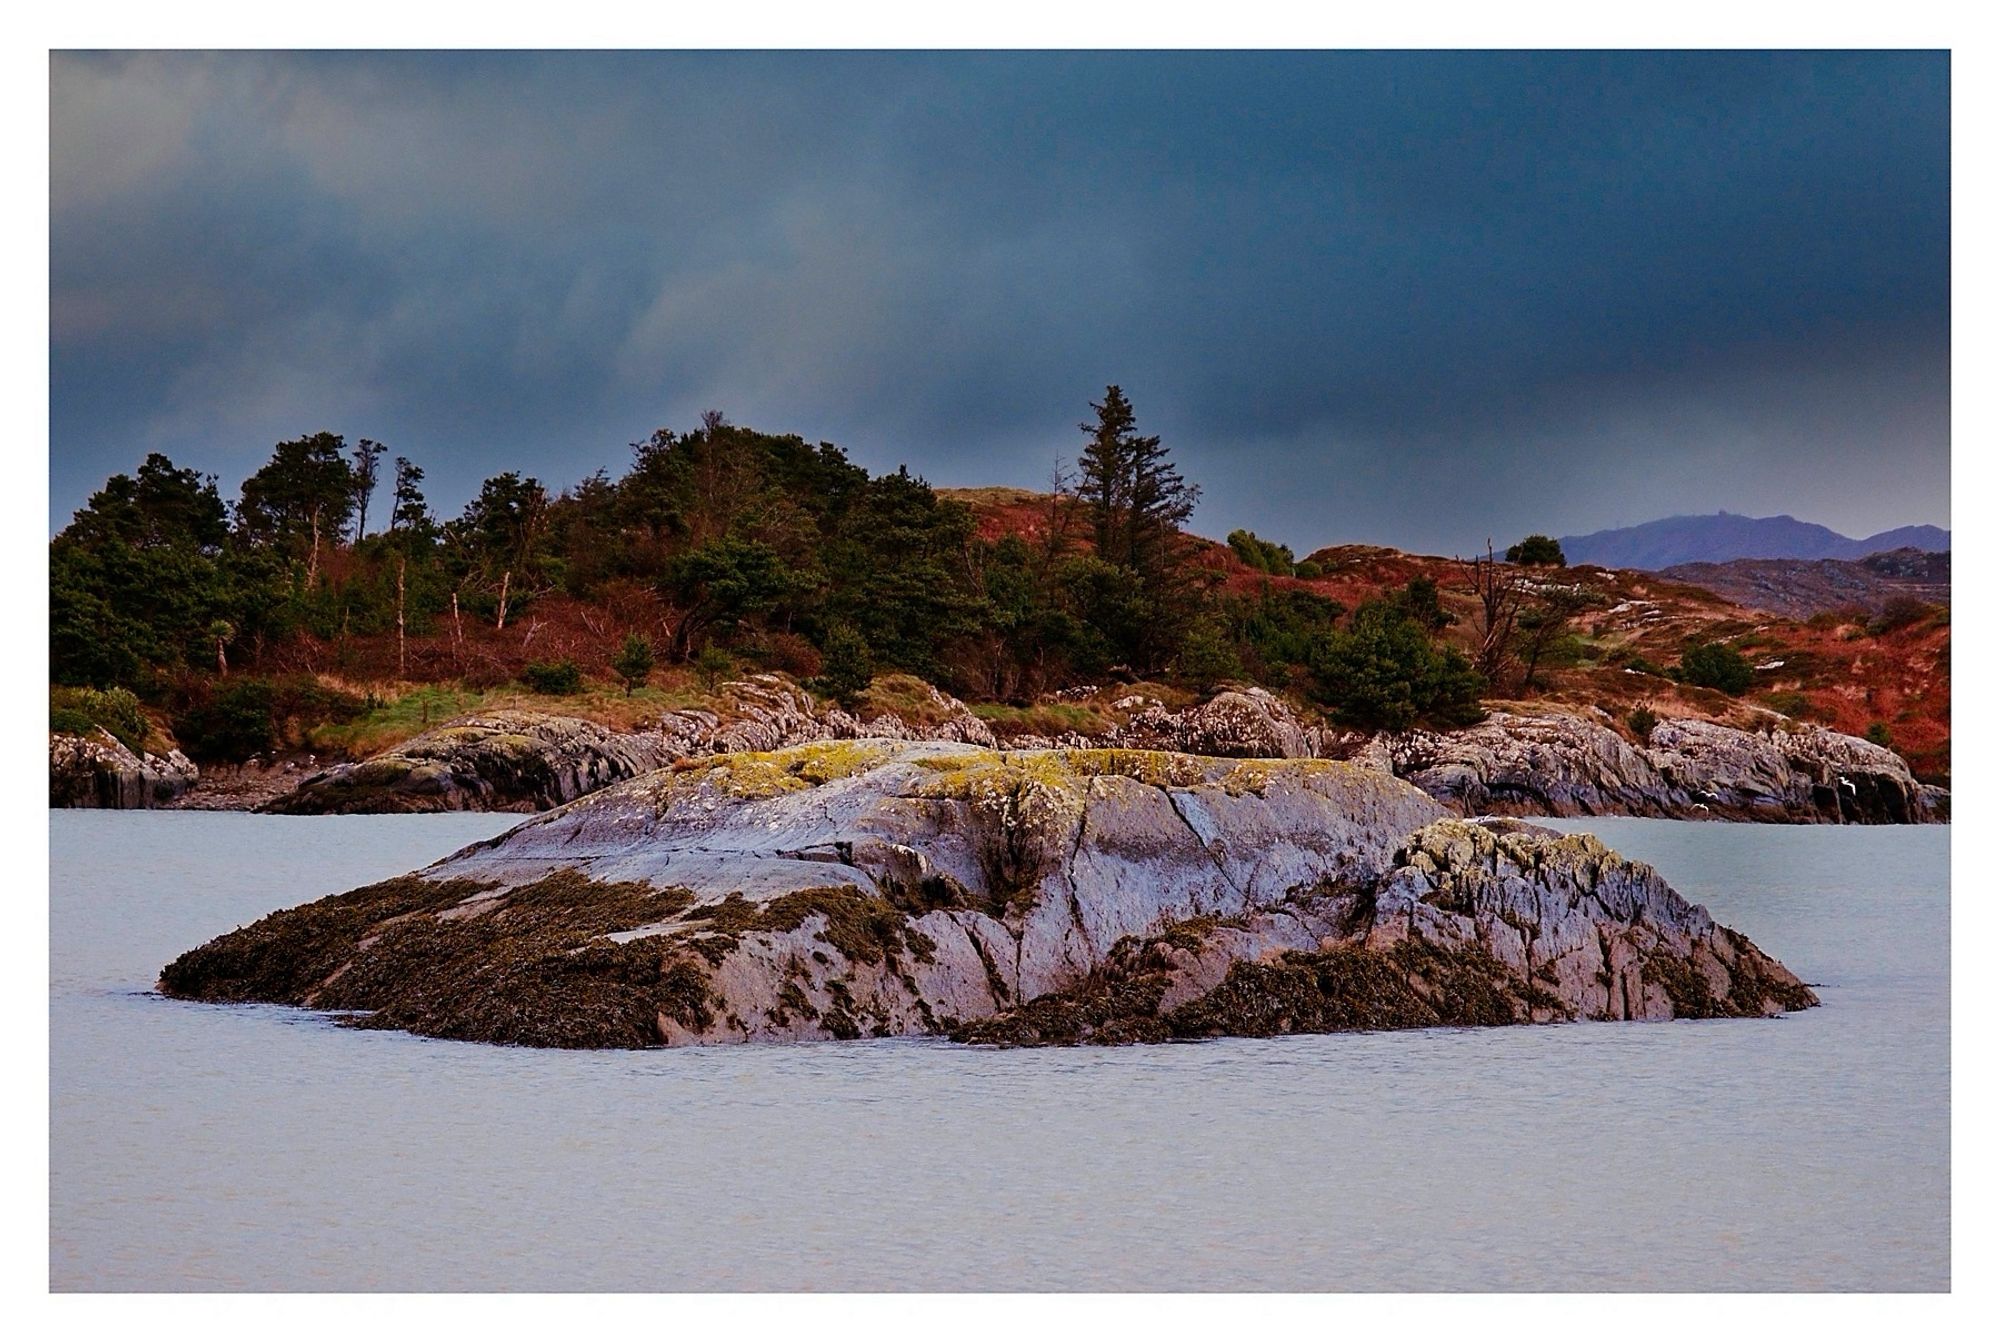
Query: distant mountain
1557 512 1949 570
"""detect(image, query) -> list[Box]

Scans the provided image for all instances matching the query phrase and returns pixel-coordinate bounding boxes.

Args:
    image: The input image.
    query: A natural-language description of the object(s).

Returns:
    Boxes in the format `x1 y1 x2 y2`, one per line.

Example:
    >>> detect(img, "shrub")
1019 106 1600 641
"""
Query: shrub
520 659 583 695
171 675 364 763
1311 597 1486 732
1226 529 1296 576
1761 690 1815 720
1626 705 1659 741
612 634 655 696
814 624 874 709
749 631 822 680
1867 596 1937 637
50 685 151 752
693 644 733 693
1175 619 1245 692
1677 642 1754 695
1621 653 1670 678
1505 534 1566 567
1865 721 1894 748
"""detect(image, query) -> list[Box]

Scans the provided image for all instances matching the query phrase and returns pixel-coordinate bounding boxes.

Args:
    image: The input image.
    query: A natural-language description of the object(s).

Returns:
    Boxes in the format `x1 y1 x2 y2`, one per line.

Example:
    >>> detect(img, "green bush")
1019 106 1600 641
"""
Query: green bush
1293 560 1325 580
1311 597 1485 732
1865 721 1894 748
693 644 733 693
814 624 874 709
1677 642 1754 695
612 634 655 696
1226 529 1297 576
1867 597 1937 637
1626 705 1659 740
1762 690 1816 720
50 685 151 752
171 675 364 762
521 659 583 695
1505 534 1566 566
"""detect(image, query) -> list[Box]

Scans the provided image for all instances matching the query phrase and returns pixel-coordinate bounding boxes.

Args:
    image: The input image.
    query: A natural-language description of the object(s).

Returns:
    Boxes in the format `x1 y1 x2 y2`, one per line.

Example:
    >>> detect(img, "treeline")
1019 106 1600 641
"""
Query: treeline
50 388 1492 750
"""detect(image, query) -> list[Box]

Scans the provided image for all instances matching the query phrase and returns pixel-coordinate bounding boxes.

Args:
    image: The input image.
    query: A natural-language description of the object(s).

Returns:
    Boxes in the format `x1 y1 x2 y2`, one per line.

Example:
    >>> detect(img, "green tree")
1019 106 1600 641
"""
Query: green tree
660 536 804 661
815 623 874 709
389 457 434 539
1313 597 1486 732
1505 534 1567 567
612 632 655 696
236 432 357 583
350 439 386 539
453 472 553 629
1227 529 1296 575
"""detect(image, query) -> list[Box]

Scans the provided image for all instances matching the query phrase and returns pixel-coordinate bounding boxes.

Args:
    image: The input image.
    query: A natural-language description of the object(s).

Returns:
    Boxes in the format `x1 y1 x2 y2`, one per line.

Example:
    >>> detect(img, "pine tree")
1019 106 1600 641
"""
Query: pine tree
389 457 433 538
350 439 386 539
612 632 656 696
1078 386 1139 562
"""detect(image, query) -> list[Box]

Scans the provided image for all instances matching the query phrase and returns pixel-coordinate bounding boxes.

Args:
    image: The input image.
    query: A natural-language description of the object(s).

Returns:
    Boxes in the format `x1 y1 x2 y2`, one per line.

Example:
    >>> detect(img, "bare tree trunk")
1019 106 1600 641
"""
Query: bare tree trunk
396 555 407 678
308 507 322 587
1459 540 1521 684
451 589 465 670
215 640 227 677
495 570 511 632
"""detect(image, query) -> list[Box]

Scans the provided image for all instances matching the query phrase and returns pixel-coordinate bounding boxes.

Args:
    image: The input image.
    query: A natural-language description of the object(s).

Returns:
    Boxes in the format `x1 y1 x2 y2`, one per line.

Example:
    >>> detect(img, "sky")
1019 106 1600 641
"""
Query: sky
49 50 1950 556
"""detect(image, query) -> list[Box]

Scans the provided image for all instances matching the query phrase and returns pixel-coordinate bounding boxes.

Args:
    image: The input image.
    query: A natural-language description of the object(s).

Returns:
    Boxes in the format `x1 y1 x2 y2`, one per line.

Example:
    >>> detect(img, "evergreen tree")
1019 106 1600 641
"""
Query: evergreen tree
350 439 386 539
236 432 357 582
612 632 656 696
390 457 433 538
1078 385 1139 563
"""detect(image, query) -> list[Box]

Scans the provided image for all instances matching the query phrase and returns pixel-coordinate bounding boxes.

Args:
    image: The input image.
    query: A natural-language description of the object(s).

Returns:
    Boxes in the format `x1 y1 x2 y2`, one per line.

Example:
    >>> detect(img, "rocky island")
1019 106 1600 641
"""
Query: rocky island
161 740 1816 1049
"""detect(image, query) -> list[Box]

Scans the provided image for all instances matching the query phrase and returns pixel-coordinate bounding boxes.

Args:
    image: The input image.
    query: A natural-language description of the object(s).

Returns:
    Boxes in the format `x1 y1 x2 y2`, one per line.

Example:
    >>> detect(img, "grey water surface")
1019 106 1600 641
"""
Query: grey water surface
50 810 1948 1291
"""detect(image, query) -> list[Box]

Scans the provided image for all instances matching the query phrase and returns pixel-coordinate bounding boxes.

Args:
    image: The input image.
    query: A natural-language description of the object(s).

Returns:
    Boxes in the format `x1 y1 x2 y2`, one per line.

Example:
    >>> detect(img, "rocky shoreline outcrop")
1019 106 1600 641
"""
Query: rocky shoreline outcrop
160 740 1815 1049
263 675 996 815
260 710 682 815
80 670 1939 824
1388 710 1941 824
49 730 198 808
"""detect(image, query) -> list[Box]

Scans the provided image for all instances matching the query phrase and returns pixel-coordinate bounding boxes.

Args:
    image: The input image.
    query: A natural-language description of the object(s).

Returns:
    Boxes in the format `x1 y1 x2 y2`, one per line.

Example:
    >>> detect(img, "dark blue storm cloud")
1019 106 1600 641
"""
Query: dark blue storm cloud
50 50 1949 555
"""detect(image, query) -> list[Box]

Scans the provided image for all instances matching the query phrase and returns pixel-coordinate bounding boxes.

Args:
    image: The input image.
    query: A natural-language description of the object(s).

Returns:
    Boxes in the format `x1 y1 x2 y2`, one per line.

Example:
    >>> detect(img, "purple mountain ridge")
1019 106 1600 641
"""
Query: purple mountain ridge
1556 512 1949 571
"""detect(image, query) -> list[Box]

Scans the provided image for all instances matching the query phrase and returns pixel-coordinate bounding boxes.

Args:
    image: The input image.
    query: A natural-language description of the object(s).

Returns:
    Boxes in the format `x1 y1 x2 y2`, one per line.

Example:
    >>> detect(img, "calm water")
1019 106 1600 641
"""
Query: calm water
50 811 1948 1291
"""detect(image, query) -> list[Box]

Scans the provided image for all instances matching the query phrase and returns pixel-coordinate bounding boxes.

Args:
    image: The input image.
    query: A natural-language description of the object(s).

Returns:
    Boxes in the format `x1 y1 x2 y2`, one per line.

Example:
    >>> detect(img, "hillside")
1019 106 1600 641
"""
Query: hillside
1557 512 1949 569
944 492 1951 783
1659 549 1950 620
51 427 1951 803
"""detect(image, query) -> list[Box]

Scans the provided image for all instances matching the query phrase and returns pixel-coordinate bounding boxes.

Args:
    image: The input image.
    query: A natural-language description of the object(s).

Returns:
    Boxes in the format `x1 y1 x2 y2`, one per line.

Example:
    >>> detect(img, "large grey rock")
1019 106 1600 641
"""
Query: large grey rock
262 710 677 814
1102 686 1330 758
49 730 197 808
1387 710 1935 824
162 741 1813 1049
265 675 997 815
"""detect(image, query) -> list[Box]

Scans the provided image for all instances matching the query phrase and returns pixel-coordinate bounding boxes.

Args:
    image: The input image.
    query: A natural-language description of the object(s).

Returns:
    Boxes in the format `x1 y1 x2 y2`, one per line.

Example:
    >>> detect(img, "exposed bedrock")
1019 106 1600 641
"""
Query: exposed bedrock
260 710 677 814
163 740 1814 1048
1388 710 1939 824
49 730 198 809
263 675 996 815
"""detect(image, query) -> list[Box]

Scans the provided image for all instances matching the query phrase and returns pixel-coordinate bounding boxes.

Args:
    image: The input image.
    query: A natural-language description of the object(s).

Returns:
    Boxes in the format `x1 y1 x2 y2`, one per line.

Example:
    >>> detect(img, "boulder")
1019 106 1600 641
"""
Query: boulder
50 730 198 808
162 740 1814 1048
